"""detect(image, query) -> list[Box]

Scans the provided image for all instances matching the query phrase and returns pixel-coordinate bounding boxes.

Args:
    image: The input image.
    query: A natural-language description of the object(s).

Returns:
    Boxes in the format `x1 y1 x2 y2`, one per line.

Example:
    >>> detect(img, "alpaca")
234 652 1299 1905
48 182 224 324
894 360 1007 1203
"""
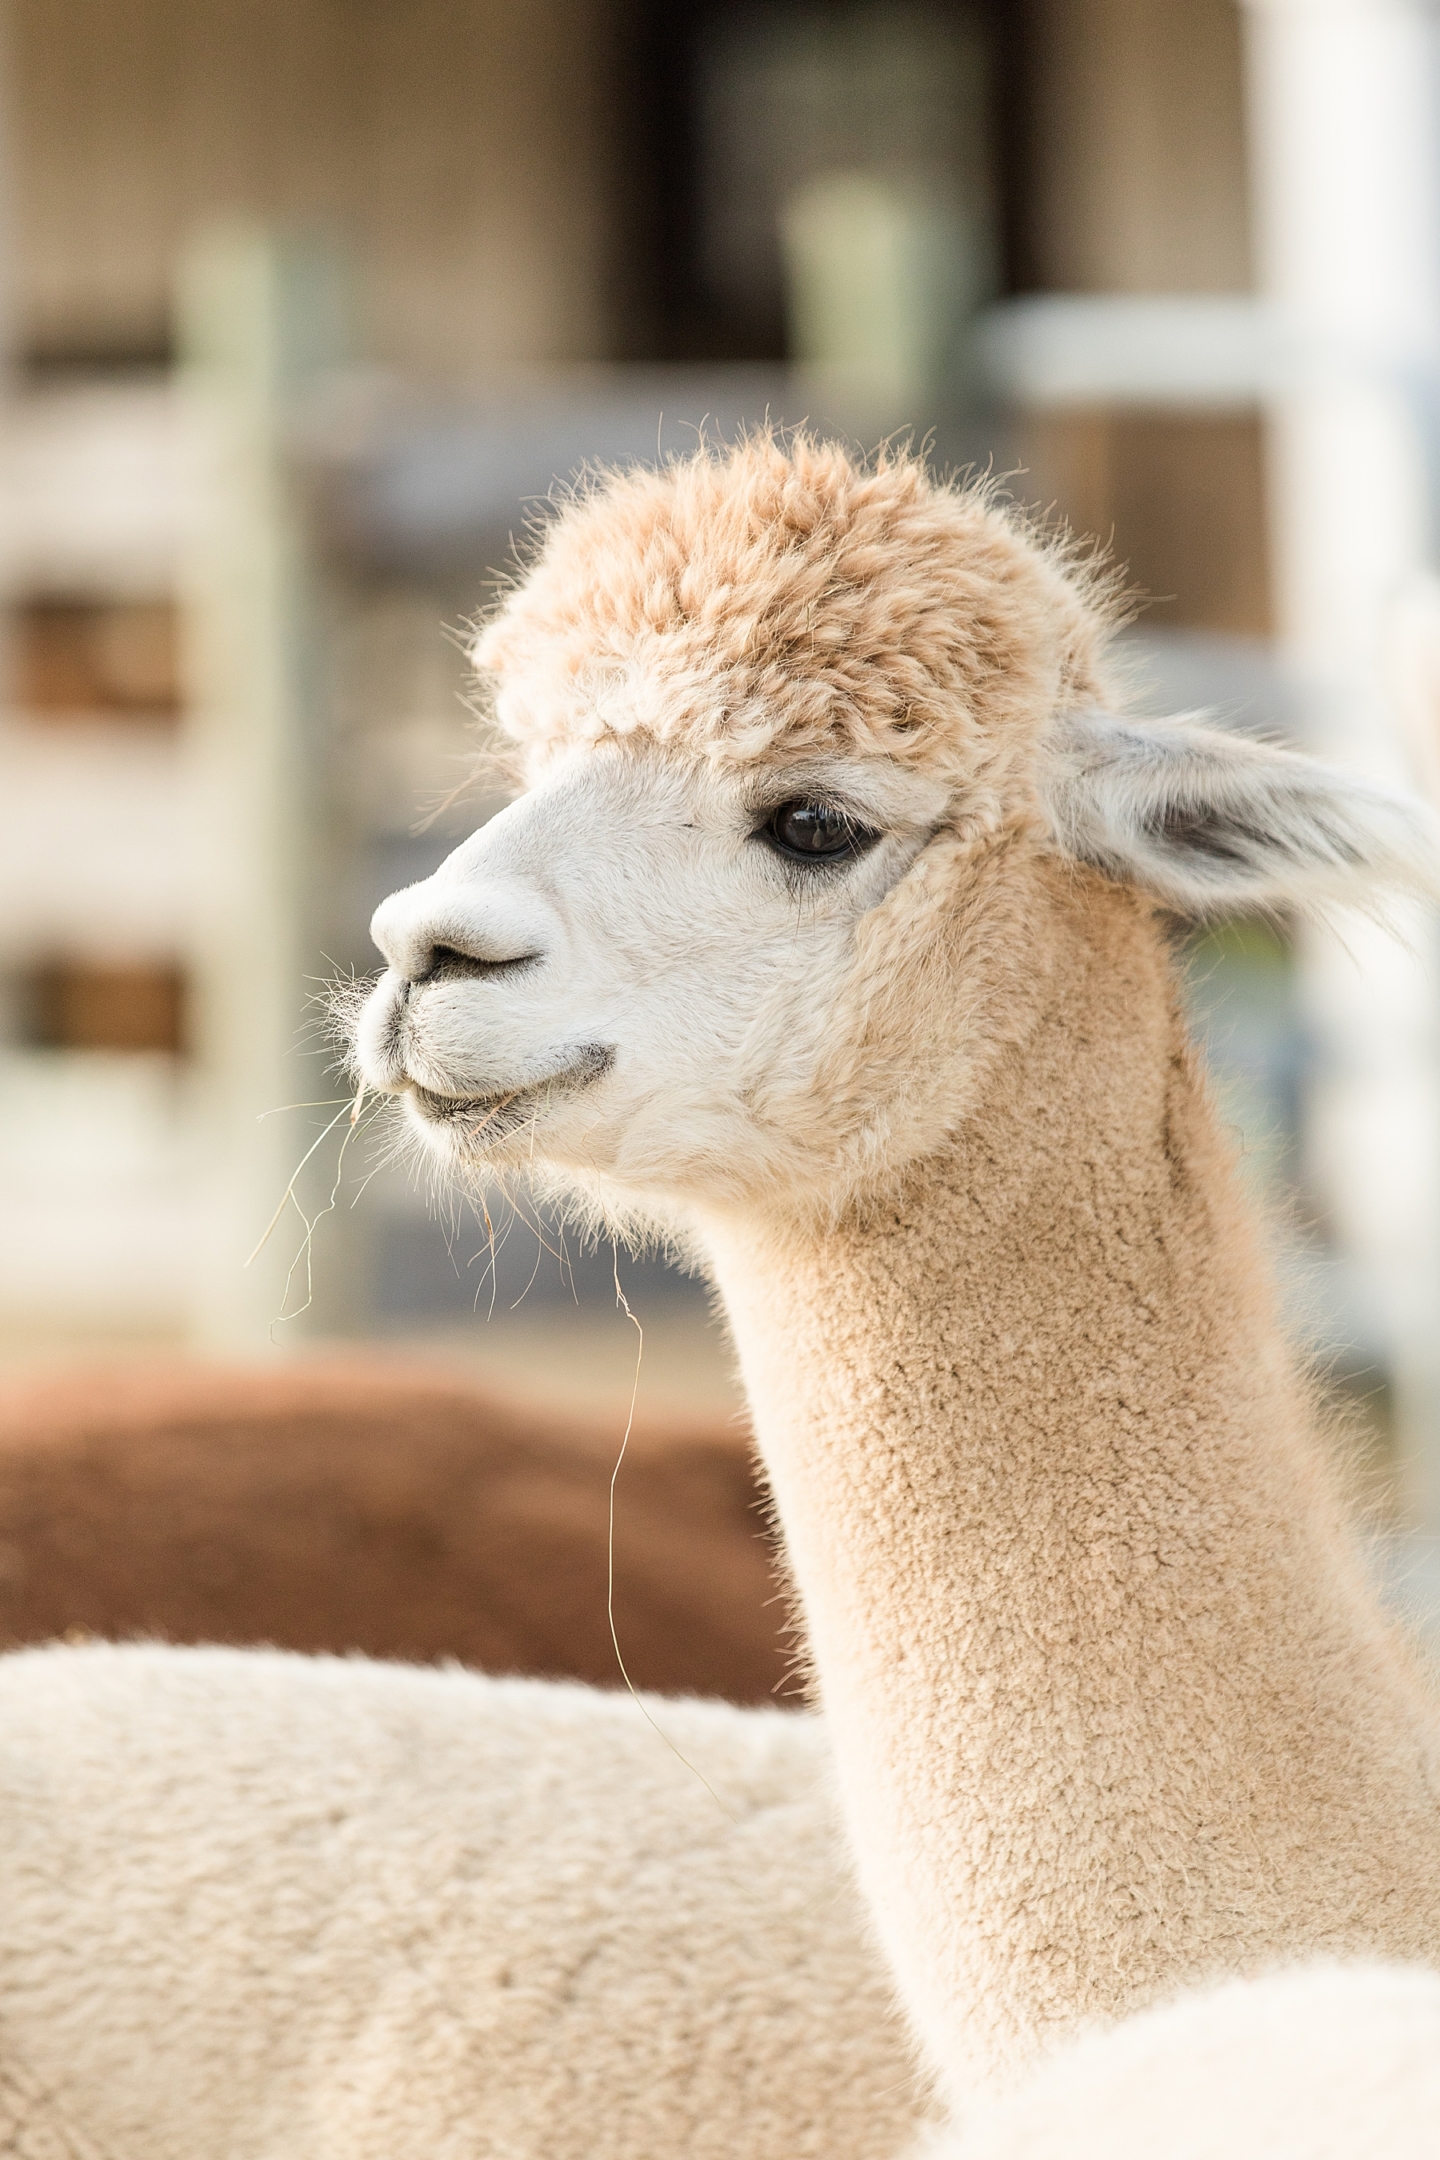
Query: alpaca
0 1356 788 1700
352 434 1440 2107
948 1961 1440 2158
0 1642 924 2157
1 436 1437 2156
0 1367 927 2154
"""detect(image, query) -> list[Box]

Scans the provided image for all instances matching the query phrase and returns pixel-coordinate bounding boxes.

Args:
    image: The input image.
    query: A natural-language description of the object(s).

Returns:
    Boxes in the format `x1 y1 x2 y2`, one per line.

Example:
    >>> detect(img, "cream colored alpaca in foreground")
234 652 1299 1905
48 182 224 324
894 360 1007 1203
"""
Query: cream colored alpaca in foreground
5 436 1440 2156
357 437 1440 2107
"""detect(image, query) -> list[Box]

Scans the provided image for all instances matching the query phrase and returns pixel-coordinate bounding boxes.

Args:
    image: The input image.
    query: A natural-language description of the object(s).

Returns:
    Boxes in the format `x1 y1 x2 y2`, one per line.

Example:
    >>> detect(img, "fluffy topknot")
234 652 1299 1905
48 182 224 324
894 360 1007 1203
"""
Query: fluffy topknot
473 435 1120 799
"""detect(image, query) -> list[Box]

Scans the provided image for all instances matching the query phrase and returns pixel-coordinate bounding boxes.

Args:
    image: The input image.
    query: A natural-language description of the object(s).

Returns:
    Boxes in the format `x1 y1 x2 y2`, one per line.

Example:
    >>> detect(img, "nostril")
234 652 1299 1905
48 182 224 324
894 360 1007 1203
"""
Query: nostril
370 881 550 986
414 942 542 985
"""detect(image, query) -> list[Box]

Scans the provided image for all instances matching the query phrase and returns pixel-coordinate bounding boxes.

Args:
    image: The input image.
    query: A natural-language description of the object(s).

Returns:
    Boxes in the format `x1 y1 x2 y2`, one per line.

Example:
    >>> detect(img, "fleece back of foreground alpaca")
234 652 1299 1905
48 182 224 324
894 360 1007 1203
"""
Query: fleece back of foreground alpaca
0 1641 926 2160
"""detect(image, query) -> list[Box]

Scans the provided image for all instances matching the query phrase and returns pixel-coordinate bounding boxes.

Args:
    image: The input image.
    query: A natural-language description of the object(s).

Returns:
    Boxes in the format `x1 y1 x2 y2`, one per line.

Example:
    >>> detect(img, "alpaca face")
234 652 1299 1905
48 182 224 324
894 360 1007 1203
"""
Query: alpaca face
354 695 1440 1219
356 737 957 1211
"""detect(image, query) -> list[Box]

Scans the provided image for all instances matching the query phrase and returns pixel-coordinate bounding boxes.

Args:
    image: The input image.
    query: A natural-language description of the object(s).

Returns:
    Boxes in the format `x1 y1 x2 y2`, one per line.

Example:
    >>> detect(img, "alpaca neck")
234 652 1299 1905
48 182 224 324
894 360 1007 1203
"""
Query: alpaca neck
700 870 1440 2095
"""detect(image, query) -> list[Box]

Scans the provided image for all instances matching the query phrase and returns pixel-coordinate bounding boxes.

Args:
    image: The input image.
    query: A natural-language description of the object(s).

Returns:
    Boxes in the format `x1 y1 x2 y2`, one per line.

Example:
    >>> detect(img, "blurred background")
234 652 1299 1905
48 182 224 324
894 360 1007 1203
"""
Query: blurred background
3 0 1440 1547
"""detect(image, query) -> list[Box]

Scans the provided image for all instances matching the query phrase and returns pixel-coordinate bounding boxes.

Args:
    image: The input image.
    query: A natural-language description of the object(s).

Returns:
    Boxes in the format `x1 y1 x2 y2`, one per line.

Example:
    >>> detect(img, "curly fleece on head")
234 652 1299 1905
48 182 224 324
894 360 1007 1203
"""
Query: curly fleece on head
474 435 1121 796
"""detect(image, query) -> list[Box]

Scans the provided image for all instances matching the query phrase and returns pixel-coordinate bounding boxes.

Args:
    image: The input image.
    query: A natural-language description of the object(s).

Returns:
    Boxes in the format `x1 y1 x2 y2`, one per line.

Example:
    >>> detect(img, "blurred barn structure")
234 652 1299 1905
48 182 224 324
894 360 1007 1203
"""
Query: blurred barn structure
1 0 1439 1526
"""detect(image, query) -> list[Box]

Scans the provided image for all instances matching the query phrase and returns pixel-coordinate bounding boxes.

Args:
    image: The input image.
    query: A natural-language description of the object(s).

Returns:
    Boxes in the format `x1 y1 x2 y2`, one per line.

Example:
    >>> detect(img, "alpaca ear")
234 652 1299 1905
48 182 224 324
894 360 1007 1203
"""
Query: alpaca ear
1040 708 1440 914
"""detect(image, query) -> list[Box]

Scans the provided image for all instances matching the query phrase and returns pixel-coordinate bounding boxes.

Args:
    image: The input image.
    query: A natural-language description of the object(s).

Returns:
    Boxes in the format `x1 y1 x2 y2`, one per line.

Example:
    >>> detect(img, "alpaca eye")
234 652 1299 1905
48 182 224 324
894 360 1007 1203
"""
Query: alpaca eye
763 801 878 863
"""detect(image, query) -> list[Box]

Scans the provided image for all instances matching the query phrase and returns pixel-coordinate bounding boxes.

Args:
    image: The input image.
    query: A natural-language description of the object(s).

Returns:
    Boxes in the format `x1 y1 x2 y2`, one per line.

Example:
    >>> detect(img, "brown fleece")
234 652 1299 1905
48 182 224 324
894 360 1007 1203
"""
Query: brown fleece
0 1359 788 1703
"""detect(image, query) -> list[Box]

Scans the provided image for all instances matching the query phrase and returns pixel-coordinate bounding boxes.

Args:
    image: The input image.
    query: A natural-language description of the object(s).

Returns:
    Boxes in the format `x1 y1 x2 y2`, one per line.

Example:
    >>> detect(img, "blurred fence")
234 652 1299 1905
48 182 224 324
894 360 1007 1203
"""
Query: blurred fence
3 0 1440 1532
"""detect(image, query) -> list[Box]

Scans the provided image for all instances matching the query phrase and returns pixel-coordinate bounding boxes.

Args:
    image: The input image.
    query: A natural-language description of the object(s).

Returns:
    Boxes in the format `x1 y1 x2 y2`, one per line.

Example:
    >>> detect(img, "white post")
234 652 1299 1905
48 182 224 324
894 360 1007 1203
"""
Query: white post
1241 0 1440 1525
177 225 348 1349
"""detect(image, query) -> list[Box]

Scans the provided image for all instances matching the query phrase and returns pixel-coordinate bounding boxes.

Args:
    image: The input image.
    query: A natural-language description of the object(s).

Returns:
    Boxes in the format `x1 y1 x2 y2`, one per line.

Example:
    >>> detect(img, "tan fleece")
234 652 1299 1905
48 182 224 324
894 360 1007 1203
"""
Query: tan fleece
703 861 1440 2095
476 433 1117 799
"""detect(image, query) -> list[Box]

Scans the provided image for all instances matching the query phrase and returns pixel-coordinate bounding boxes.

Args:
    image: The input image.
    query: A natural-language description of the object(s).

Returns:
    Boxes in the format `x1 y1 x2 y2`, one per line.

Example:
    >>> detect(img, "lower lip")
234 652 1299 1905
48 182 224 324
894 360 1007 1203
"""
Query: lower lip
408 1046 614 1138
411 1085 519 1126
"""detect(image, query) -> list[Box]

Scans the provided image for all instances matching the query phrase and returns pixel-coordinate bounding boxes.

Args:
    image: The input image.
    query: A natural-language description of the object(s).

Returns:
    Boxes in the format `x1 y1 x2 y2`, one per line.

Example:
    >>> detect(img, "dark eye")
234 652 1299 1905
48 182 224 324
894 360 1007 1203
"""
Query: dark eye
762 800 879 863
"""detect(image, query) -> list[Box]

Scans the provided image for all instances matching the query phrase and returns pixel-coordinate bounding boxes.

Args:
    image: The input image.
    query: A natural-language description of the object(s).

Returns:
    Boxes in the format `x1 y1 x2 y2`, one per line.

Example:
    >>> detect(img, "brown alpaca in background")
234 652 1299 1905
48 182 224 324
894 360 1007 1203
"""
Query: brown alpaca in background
0 1357 788 1702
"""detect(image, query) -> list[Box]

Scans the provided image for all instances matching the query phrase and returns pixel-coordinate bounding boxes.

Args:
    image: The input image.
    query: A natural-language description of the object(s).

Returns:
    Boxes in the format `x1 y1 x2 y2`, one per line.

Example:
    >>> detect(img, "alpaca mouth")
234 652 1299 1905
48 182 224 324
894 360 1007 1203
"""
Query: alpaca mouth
407 1044 614 1144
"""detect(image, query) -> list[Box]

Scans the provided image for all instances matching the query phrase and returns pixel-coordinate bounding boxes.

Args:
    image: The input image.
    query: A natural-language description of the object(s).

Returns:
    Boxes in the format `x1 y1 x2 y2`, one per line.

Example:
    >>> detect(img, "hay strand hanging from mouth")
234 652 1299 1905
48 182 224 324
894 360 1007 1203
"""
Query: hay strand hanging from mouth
246 1083 391 1338
245 1102 354 1269
605 1248 736 1825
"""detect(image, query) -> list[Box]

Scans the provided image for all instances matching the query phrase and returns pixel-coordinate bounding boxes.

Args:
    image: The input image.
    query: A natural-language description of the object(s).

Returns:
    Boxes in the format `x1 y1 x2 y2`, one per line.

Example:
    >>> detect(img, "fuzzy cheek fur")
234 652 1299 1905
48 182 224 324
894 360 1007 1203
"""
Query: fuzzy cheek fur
358 742 975 1216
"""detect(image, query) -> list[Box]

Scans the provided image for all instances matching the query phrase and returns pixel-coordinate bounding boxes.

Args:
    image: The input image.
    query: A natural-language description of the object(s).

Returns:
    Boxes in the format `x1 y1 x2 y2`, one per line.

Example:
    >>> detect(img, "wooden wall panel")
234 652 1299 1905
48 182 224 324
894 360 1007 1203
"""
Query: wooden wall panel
1015 0 1252 294
1018 409 1272 637
10 0 620 375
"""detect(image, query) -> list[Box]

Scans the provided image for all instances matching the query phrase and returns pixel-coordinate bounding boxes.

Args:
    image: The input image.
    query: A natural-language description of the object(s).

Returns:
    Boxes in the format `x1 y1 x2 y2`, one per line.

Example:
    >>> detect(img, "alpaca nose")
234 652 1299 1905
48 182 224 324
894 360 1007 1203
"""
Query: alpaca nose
370 877 550 986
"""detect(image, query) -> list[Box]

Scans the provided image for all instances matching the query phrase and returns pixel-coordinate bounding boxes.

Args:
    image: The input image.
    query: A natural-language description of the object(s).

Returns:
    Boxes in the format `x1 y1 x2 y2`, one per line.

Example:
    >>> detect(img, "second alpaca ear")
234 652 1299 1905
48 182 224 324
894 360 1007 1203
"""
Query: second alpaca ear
1039 708 1440 916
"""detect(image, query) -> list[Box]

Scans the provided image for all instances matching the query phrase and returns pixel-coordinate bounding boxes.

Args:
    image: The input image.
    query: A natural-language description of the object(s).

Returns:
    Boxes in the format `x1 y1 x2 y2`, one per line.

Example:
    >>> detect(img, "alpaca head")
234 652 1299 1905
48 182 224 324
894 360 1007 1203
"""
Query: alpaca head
353 437 1440 1225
